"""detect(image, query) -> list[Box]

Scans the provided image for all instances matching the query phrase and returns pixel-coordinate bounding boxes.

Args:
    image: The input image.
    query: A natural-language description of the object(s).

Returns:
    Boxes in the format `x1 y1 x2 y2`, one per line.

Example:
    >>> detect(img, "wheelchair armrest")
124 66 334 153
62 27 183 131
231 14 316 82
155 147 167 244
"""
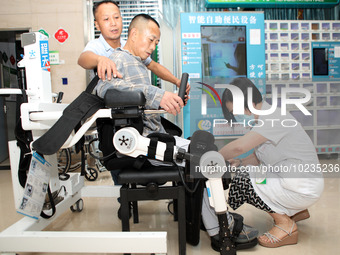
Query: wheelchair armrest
104 89 146 108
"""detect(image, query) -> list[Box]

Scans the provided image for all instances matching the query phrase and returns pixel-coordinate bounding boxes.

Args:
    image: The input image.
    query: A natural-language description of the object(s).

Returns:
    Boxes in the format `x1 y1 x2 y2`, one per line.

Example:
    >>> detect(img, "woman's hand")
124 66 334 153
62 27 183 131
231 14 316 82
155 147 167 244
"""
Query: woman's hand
228 158 242 168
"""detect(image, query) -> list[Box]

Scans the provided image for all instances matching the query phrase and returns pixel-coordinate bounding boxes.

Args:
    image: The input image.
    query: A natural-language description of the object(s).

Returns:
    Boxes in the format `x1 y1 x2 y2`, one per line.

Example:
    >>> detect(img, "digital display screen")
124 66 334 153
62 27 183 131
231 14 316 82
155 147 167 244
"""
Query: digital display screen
201 26 247 80
313 48 329 76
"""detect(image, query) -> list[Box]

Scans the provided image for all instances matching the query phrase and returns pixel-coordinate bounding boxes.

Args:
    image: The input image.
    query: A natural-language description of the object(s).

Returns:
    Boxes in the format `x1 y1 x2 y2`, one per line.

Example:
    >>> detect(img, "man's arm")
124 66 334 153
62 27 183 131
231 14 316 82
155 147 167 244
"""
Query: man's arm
147 60 180 86
148 61 191 90
78 51 122 80
147 60 191 102
97 78 183 116
78 51 98 69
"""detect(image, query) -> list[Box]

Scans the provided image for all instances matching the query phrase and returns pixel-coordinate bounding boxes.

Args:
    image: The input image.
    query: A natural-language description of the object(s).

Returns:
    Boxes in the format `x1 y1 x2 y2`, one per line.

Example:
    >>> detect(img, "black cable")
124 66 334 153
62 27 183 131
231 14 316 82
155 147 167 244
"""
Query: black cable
58 172 70 181
87 138 117 161
167 201 174 215
173 161 202 194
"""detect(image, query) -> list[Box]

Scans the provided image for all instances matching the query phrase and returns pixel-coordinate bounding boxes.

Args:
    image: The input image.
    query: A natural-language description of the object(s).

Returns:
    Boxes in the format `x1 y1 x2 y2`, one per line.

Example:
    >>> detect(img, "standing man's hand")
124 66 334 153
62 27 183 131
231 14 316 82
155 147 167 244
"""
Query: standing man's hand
97 56 123 80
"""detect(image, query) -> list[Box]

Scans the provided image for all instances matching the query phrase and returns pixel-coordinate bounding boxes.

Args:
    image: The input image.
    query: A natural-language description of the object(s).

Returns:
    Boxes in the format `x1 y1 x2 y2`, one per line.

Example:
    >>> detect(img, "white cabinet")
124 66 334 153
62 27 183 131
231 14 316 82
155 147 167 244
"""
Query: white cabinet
265 80 340 154
265 20 340 154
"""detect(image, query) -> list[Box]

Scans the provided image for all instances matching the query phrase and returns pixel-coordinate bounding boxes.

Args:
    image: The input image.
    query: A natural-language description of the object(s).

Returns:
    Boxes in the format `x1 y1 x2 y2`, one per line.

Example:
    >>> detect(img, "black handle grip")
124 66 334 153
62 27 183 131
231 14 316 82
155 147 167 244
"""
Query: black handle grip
178 73 189 103
56 92 64 103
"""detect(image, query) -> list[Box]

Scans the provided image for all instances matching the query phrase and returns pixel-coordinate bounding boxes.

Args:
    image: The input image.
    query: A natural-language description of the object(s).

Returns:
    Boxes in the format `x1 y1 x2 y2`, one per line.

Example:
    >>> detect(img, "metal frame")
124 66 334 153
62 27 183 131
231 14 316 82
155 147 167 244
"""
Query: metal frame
0 143 166 254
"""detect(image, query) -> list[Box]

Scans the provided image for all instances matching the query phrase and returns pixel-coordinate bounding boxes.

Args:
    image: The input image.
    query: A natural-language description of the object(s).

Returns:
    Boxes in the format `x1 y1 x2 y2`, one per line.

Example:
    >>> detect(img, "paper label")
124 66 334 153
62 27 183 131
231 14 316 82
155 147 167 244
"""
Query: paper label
17 152 51 219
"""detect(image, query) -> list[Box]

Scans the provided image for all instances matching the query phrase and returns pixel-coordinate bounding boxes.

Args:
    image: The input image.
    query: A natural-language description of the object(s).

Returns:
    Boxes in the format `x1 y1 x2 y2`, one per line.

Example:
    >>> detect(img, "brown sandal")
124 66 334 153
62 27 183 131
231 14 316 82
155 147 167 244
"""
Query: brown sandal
259 222 298 248
290 209 310 222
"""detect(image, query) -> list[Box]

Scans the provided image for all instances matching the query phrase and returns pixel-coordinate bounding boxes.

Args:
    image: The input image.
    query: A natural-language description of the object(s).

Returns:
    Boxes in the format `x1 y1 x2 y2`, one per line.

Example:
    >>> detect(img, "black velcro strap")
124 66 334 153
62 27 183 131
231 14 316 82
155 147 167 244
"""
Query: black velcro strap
15 91 33 188
85 75 100 94
33 92 104 155
164 142 174 162
33 75 102 155
147 132 176 162
147 137 158 159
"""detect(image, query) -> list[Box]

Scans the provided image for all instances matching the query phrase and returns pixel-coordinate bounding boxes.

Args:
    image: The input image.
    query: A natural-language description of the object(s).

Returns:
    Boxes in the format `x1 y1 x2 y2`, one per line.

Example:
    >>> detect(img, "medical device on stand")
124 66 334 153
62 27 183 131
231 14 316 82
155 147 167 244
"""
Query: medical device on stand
0 32 167 255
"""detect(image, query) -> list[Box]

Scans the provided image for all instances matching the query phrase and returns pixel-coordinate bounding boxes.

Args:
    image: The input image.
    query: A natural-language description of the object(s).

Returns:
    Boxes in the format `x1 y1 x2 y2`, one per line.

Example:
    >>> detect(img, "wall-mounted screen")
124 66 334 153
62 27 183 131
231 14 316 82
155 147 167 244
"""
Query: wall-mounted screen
201 25 247 80
313 48 329 76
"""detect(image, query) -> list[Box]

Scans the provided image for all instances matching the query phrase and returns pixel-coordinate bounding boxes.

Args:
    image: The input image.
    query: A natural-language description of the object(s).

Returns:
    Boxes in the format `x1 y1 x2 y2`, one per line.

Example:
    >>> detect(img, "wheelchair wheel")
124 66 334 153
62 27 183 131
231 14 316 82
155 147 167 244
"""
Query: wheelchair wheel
57 148 71 175
85 167 98 181
70 198 84 212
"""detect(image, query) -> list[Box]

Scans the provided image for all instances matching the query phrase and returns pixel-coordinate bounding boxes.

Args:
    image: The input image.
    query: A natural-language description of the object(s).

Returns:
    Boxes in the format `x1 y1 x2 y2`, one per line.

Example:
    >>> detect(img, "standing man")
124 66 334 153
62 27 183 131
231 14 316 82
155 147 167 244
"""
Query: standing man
78 0 188 94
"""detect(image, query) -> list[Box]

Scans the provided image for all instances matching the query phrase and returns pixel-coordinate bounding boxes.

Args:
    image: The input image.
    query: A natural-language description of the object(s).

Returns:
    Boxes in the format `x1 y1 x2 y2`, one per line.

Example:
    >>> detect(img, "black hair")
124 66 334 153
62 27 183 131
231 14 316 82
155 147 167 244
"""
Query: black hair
221 77 263 121
128 14 160 36
93 1 119 20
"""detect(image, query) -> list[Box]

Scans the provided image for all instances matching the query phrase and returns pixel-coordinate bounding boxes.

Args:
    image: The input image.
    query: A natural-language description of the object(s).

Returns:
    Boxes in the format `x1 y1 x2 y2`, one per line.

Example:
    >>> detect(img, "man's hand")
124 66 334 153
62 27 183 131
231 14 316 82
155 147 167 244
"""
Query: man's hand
97 56 123 80
160 91 184 116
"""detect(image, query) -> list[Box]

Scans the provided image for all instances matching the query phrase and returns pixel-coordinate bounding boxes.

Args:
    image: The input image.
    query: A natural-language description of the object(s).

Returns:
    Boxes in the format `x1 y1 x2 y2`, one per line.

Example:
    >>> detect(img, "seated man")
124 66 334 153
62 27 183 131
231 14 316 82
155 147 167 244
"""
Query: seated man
95 13 190 185
95 13 183 136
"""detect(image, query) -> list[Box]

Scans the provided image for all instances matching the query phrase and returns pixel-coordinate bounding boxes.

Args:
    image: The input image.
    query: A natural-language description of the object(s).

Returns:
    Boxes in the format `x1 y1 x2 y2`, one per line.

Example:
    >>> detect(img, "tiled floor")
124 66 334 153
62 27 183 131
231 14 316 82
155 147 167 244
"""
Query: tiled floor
1 157 340 255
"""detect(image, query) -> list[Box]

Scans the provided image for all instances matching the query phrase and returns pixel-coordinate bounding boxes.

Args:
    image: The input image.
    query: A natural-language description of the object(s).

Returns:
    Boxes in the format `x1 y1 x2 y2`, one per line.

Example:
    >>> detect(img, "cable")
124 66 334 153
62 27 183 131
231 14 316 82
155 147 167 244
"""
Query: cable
87 138 117 161
58 172 70 181
173 161 202 194
167 201 174 215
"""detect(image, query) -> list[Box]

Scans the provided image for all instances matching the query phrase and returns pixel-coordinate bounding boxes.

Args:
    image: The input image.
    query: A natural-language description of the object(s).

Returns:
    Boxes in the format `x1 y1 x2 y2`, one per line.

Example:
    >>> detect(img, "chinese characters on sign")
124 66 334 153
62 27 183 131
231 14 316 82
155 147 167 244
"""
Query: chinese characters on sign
188 14 257 25
249 64 265 79
205 0 340 8
40 41 50 72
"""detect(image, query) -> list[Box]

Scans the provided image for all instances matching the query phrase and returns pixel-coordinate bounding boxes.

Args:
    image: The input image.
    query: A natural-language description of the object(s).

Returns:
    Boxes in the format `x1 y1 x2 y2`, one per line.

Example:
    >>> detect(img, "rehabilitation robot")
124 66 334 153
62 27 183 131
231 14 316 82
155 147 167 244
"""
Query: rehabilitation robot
0 32 255 255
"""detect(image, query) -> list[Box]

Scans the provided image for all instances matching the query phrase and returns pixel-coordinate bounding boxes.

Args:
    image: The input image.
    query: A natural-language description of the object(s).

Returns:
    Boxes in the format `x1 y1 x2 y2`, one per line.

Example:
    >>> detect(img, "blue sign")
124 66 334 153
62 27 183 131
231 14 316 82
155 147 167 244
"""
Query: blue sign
312 42 340 81
40 40 50 72
180 12 266 138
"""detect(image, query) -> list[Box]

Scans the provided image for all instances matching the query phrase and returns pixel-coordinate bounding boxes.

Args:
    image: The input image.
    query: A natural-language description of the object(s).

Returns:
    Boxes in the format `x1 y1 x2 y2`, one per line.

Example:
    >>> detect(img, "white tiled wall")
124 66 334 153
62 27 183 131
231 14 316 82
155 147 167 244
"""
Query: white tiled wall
0 0 87 103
